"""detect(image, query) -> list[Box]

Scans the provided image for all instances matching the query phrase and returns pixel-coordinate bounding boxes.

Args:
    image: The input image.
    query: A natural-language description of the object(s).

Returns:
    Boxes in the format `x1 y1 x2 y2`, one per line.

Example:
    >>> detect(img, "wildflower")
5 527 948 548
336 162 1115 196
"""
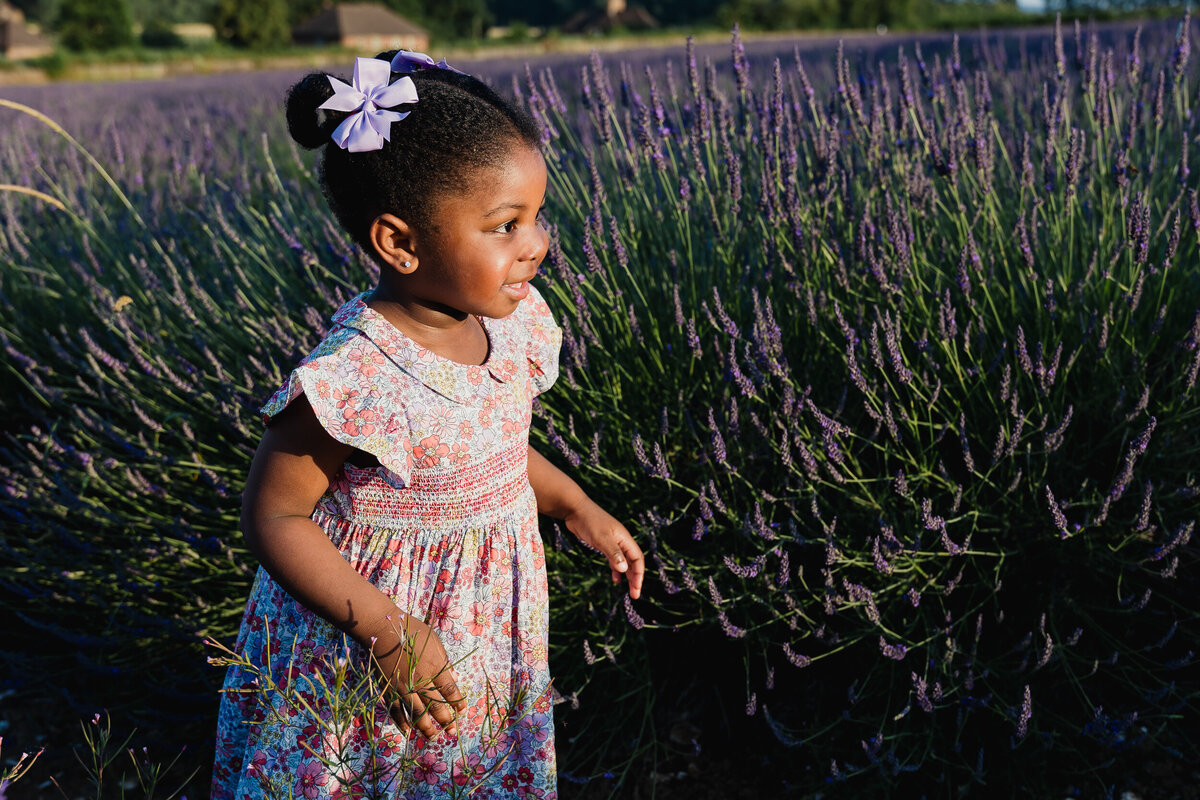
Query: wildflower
1173 8 1191 86
783 642 811 668
912 673 933 712
1014 685 1032 740
879 637 907 660
731 23 749 99
623 595 644 630
1045 485 1069 536
706 408 728 465
1055 15 1067 79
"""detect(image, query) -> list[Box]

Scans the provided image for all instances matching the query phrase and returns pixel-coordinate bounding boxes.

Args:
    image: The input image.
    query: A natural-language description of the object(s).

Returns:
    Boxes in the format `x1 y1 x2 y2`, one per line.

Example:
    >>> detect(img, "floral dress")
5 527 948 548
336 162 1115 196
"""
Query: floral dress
211 284 561 800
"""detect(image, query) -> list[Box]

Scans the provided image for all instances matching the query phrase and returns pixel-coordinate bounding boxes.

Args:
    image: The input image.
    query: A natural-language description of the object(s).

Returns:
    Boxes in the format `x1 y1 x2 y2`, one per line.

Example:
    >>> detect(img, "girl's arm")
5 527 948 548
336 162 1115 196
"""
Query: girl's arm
527 445 644 599
241 397 466 738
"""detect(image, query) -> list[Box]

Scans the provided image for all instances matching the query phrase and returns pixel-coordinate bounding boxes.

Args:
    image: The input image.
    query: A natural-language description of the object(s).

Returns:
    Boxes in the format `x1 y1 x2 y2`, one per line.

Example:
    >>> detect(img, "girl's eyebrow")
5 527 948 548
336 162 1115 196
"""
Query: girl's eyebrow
482 202 524 217
482 195 547 217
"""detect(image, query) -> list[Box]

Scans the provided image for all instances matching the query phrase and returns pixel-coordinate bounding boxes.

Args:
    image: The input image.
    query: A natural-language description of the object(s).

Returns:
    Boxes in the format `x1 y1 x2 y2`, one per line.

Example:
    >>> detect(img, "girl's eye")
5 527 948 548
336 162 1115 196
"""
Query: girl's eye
495 220 517 234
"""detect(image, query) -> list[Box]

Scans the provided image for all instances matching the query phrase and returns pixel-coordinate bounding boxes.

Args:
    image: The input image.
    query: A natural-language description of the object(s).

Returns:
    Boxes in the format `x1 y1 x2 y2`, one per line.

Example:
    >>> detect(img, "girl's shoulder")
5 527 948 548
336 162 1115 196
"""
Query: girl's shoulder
259 294 415 484
261 295 380 413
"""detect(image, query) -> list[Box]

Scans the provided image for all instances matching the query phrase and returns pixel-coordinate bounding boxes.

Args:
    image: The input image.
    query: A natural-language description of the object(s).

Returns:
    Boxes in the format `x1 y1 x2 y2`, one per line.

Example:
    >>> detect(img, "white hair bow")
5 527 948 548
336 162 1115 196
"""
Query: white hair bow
319 57 418 153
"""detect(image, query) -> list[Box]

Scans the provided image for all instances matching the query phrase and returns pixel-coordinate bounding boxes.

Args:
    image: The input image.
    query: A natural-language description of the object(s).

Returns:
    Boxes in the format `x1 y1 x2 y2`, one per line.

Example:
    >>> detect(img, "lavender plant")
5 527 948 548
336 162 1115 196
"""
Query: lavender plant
0 19 1196 795
521 17 1200 793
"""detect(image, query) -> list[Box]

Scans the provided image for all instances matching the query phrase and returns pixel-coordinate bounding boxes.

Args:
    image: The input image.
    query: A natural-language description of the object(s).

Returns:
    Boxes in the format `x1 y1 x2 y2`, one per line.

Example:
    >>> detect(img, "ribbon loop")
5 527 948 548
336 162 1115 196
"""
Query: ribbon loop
318 57 419 152
390 49 463 75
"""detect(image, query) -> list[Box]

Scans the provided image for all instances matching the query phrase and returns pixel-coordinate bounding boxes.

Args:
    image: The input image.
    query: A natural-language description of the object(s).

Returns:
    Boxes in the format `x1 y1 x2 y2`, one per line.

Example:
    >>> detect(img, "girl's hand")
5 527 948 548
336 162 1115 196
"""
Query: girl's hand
368 613 467 740
564 500 644 599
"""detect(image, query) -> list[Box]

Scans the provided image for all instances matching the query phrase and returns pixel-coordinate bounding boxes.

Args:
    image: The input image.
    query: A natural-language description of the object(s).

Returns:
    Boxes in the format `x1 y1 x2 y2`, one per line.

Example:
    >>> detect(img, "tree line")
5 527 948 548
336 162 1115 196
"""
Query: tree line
6 0 1191 52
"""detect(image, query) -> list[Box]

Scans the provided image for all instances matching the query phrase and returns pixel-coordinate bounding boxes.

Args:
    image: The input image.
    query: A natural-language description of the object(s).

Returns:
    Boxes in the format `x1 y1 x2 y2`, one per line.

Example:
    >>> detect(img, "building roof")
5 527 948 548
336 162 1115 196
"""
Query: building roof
293 3 427 40
0 2 51 54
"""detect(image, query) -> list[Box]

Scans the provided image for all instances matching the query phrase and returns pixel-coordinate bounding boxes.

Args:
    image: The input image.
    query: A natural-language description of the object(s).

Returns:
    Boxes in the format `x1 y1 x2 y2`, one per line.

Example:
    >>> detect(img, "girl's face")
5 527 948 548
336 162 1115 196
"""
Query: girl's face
411 144 549 320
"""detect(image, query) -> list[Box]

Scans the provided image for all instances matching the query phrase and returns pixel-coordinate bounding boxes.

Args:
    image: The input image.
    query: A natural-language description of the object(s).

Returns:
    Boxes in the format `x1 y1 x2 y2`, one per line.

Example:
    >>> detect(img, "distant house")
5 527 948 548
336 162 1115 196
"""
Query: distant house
0 2 53 60
293 3 429 53
561 0 658 35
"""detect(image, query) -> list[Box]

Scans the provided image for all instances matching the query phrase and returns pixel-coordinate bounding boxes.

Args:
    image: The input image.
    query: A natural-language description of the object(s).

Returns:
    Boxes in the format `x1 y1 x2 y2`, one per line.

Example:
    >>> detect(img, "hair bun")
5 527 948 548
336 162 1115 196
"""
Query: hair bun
286 72 341 150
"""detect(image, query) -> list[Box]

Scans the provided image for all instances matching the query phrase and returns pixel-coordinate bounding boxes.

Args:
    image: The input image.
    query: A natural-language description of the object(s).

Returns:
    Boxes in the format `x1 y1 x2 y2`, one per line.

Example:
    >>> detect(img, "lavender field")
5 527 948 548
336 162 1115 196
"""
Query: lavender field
2 18 1199 798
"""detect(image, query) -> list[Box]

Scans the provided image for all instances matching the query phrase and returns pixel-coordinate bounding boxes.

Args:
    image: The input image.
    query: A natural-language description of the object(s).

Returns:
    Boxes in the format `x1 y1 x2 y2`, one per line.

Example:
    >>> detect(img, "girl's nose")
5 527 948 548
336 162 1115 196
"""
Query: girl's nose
522 227 549 263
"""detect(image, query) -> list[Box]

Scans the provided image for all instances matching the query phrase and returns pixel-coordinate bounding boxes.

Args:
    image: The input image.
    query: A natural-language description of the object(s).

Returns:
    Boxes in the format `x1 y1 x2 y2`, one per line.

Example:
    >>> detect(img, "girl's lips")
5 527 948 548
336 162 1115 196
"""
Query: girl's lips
501 281 530 300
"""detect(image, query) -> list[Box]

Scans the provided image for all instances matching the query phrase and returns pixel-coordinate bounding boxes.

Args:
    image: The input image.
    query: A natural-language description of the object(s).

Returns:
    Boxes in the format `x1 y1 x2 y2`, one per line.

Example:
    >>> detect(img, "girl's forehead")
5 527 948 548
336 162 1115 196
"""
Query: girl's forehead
461 147 547 199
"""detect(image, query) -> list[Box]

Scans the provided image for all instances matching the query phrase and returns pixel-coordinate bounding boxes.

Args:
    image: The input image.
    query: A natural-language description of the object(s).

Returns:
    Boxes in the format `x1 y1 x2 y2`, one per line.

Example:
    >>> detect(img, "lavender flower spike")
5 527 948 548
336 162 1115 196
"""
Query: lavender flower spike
879 637 907 660
1015 685 1032 739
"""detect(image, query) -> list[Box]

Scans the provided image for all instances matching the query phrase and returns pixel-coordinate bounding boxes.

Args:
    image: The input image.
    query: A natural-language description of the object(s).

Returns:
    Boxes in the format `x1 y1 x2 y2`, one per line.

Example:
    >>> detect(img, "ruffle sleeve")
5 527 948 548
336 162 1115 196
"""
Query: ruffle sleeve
259 329 413 488
516 282 562 396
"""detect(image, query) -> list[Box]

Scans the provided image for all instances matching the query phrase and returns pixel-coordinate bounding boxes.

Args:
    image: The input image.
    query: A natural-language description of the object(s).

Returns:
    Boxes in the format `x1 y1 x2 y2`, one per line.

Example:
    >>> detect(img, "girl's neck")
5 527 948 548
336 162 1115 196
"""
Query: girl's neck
367 286 490 366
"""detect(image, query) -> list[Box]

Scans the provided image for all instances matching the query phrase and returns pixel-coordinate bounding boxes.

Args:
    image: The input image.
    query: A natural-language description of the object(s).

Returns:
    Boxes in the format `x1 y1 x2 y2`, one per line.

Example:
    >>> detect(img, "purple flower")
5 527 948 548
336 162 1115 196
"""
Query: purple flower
1045 485 1069 536
912 672 933 712
718 609 746 639
623 595 644 630
845 581 881 625
783 642 811 668
1173 8 1191 84
731 23 749 99
879 637 907 661
707 408 728 465
1014 685 1032 739
1151 521 1194 562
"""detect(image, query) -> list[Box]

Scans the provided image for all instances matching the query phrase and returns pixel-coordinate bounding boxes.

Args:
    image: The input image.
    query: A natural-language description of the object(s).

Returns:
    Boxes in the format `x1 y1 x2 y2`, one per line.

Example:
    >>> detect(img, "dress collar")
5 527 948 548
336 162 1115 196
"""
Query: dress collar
329 293 523 405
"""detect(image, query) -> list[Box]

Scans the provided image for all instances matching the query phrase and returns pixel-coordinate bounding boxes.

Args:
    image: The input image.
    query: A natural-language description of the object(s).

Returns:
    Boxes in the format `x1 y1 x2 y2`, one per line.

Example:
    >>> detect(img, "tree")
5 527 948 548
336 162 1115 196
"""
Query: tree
382 0 491 41
439 0 490 40
212 0 290 50
55 0 135 50
287 0 331 26
7 0 60 26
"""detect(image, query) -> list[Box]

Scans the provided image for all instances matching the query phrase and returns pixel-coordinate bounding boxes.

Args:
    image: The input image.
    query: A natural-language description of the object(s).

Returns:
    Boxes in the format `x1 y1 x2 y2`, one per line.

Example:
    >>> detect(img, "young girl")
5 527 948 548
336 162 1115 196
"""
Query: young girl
211 52 644 799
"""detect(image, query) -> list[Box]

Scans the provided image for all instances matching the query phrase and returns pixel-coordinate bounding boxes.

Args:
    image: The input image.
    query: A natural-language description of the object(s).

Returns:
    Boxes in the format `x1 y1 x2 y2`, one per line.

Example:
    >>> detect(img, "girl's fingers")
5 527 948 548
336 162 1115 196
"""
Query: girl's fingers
626 542 645 599
424 693 459 736
421 674 461 735
607 536 645 599
388 698 412 736
393 685 454 740
432 665 468 715
606 544 628 573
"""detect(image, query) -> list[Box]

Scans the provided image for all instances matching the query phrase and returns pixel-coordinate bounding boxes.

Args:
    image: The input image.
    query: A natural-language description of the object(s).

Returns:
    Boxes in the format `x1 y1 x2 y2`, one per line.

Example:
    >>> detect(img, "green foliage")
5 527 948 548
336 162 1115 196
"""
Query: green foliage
286 0 331 26
519 21 1200 793
399 0 492 41
125 0 218 24
24 48 68 75
716 0 842 30
716 0 1023 30
139 18 186 49
211 0 290 50
55 0 134 51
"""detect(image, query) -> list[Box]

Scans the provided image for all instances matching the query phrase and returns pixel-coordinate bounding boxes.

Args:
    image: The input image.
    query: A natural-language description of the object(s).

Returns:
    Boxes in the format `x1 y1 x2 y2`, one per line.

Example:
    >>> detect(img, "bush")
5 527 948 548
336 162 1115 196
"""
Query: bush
55 0 135 51
521 20 1200 794
140 18 186 49
211 0 289 50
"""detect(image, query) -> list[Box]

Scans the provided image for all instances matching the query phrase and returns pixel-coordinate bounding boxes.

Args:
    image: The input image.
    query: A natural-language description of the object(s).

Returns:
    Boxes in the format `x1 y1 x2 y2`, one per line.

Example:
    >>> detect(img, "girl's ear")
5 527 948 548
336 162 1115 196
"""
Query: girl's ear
369 214 419 274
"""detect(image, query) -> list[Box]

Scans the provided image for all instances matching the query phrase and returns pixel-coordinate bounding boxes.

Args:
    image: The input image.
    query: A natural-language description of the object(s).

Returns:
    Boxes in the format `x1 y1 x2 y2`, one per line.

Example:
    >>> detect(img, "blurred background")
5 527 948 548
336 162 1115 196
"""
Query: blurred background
0 0 1191 80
